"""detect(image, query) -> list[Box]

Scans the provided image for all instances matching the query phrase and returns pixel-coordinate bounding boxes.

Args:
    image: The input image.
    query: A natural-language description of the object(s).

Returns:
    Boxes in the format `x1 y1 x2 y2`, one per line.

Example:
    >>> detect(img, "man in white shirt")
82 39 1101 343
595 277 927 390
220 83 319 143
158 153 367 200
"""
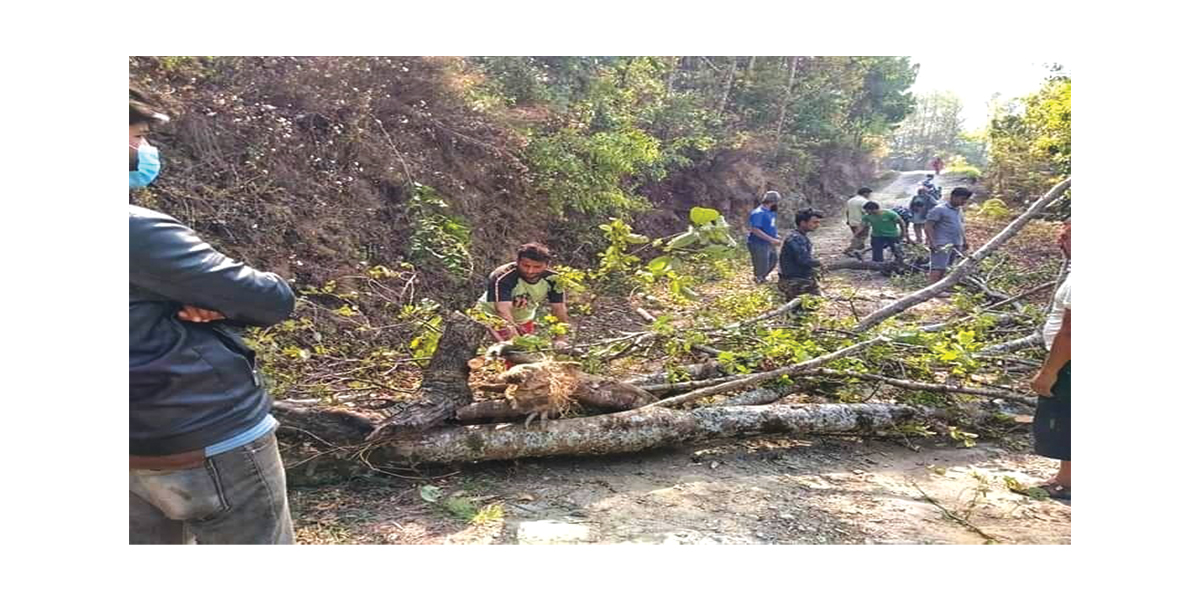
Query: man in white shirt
1029 220 1071 500
842 187 872 258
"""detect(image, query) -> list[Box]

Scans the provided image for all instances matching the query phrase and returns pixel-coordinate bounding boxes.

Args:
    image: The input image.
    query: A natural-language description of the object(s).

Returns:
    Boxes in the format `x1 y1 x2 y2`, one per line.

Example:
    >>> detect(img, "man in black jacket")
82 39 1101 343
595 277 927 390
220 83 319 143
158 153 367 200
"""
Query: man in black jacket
777 208 824 301
129 87 297 544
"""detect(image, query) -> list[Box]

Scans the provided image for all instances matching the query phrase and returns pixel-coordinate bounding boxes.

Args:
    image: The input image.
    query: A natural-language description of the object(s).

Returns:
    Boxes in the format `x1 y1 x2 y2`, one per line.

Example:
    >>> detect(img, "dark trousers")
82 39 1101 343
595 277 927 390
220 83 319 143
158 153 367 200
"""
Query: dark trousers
129 432 294 544
1033 361 1071 461
870 236 904 263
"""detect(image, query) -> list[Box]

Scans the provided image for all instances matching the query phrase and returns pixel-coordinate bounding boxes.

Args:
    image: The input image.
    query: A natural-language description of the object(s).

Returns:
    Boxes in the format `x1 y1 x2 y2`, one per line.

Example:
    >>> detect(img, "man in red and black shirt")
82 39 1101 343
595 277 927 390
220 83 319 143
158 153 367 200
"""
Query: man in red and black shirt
475 242 571 350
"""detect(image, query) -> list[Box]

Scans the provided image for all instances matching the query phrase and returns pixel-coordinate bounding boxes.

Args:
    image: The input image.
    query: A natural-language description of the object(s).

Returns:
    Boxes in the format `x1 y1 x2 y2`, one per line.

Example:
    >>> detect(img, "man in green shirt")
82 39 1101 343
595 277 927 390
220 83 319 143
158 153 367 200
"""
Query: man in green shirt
476 242 571 350
860 201 909 264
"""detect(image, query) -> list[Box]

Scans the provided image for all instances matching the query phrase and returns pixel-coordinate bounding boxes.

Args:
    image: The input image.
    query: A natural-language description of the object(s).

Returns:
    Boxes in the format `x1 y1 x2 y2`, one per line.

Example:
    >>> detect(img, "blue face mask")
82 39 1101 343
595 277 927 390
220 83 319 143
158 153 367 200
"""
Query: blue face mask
129 142 161 189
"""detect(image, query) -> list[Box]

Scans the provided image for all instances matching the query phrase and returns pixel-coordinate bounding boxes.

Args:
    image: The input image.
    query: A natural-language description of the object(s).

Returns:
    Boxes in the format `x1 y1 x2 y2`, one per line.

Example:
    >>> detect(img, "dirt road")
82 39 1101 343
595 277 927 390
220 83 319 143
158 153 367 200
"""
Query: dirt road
289 172 1070 545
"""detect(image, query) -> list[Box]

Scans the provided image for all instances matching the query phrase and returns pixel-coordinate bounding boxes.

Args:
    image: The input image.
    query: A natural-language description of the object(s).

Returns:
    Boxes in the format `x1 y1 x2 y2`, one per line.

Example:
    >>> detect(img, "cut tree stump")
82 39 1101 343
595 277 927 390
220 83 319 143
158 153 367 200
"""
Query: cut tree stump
366 312 486 440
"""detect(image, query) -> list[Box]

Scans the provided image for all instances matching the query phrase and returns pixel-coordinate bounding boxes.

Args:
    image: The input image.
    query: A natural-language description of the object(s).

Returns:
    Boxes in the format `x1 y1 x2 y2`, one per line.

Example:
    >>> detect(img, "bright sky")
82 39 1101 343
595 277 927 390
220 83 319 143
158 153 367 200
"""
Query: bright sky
907 55 1065 131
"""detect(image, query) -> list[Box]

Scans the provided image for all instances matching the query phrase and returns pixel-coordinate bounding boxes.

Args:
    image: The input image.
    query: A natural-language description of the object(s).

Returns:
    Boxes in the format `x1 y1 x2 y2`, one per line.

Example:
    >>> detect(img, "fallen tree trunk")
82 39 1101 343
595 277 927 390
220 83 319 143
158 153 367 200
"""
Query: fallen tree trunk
366 312 486 440
852 177 1071 333
371 403 930 465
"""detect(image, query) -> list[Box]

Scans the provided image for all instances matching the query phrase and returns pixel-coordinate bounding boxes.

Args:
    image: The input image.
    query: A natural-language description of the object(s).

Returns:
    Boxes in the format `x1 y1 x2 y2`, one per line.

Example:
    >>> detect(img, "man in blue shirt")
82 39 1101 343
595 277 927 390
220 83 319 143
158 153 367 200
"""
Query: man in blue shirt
747 191 783 284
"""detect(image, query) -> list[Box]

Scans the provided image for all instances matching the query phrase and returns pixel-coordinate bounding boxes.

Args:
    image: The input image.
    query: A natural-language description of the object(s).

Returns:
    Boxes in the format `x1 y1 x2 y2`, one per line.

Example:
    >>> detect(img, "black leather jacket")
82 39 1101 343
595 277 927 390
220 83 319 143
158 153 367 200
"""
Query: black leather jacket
129 205 295 455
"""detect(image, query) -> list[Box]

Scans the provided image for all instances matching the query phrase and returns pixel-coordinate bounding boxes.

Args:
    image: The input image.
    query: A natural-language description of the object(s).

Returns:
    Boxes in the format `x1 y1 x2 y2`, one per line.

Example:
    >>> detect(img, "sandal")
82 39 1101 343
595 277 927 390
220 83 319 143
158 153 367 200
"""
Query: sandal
1017 482 1071 500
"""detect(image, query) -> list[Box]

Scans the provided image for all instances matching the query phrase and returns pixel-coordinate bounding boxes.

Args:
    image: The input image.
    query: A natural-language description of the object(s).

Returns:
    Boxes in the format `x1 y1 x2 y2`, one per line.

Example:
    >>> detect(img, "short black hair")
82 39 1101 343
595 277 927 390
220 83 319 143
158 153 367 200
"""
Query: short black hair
516 242 552 263
863 201 880 211
857 187 872 196
795 208 824 226
950 187 973 200
762 190 782 205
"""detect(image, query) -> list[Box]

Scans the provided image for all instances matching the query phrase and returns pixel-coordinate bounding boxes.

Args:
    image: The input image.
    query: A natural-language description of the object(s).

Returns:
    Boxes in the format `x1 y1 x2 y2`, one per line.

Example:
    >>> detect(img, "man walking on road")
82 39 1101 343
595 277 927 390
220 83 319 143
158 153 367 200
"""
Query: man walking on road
747 191 783 284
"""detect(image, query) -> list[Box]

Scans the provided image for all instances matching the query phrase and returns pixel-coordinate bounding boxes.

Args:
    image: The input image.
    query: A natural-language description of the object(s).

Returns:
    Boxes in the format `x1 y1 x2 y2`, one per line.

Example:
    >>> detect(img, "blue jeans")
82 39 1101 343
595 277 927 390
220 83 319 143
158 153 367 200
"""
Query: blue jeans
129 431 294 544
748 242 778 283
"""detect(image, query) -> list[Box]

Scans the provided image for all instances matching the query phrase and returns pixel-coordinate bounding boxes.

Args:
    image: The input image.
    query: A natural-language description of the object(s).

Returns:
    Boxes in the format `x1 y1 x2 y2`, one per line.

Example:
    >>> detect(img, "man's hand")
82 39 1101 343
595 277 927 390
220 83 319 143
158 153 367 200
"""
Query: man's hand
1030 368 1058 397
177 305 226 323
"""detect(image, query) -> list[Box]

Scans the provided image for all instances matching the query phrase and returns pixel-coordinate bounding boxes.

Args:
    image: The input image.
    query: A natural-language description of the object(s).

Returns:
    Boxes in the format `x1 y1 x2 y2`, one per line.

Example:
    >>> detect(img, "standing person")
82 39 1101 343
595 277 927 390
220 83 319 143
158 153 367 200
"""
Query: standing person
129 87 298 544
921 173 942 200
778 208 824 300
842 187 872 259
1028 220 1071 499
909 187 933 245
746 191 783 284
476 242 571 351
924 187 973 283
860 201 907 264
891 203 914 242
931 156 944 176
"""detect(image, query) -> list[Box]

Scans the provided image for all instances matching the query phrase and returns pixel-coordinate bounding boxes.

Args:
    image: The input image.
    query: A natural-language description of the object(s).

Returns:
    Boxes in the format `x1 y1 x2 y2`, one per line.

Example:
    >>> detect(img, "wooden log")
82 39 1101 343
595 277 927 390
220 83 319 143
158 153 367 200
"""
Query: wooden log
366 312 487 440
371 403 930 465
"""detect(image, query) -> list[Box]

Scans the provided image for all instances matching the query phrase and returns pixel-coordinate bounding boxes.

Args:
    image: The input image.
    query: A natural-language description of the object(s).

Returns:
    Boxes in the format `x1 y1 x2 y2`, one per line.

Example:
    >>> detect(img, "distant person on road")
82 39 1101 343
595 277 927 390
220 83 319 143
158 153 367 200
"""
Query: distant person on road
909 187 934 245
778 208 824 301
476 242 571 350
1027 220 1071 500
931 156 944 176
843 187 872 259
924 187 973 283
747 191 783 284
860 201 907 265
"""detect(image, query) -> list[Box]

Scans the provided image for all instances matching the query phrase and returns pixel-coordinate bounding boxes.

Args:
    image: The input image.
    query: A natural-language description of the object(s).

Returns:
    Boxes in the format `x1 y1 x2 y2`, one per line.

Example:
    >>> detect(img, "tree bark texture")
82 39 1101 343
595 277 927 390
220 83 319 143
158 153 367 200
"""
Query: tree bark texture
370 403 929 465
367 312 486 440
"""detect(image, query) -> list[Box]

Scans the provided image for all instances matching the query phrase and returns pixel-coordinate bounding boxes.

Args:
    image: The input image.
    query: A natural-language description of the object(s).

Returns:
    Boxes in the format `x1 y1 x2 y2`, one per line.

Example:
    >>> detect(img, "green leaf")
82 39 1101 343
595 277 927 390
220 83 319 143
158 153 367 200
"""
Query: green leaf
689 207 720 226
624 233 650 244
647 255 673 273
419 485 443 503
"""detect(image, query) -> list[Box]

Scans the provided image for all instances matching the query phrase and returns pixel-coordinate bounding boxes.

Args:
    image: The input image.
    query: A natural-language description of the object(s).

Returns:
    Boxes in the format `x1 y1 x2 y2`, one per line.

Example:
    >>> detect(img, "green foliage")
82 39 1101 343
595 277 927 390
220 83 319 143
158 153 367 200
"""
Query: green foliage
943 158 982 179
418 485 504 523
977 198 1012 219
527 127 659 217
948 426 980 448
406 183 473 279
985 73 1071 208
